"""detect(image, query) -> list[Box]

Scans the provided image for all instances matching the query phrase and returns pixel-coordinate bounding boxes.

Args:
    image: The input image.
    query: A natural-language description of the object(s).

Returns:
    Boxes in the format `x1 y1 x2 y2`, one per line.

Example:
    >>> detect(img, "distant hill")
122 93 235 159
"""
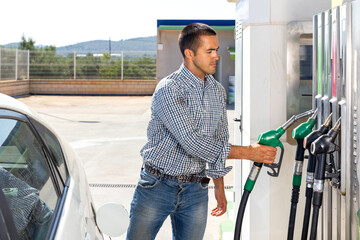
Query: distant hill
57 36 157 54
1 36 157 54
1 42 18 48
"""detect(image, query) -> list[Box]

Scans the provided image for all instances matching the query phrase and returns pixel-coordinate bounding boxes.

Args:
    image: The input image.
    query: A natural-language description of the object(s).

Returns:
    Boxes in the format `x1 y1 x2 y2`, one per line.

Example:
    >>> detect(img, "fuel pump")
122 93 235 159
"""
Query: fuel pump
287 110 317 240
233 109 314 240
309 117 341 240
300 113 332 240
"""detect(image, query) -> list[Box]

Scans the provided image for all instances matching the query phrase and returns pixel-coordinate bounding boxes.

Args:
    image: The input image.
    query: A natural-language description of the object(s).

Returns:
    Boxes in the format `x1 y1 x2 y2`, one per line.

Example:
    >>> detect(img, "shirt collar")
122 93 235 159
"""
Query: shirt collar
179 64 216 90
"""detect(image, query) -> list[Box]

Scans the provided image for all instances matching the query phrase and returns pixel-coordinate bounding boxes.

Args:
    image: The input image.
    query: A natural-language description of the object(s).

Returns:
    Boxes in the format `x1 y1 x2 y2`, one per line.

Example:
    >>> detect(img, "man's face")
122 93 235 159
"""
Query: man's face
191 35 219 77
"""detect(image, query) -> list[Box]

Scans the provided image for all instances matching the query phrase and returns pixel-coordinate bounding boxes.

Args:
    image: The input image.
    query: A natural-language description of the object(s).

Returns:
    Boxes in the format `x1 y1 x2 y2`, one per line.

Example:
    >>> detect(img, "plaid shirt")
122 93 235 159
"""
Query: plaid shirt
140 65 232 179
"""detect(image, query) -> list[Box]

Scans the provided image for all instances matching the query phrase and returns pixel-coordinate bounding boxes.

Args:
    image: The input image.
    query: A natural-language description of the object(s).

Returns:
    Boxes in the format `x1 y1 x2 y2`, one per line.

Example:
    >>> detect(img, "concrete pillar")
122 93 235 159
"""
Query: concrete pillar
233 0 331 239
240 24 287 239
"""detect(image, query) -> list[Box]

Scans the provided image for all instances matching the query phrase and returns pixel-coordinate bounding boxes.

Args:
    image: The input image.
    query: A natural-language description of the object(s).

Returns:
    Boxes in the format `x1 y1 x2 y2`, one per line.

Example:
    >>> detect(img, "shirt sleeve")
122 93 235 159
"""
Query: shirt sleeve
206 143 232 179
206 87 232 179
153 82 230 171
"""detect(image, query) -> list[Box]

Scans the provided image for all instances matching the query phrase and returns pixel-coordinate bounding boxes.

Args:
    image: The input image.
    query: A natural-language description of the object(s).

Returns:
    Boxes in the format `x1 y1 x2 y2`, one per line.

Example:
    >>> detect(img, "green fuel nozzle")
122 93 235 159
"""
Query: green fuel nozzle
287 109 318 240
257 109 315 177
258 109 316 147
292 109 318 140
234 109 316 240
290 109 318 186
282 109 316 131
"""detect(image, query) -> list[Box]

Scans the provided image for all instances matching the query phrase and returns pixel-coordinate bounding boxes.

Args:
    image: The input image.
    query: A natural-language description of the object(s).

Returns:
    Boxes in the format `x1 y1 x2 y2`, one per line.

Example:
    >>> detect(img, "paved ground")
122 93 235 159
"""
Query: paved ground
18 95 235 240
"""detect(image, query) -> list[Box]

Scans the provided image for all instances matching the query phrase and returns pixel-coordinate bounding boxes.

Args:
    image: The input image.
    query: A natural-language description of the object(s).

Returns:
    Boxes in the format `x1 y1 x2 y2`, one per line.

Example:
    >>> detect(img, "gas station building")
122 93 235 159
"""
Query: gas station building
156 19 236 104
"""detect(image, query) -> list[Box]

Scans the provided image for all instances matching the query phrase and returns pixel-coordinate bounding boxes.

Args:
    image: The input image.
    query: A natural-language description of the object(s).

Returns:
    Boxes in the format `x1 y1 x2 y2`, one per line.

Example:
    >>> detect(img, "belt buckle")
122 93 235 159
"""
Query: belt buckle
150 167 156 175
147 165 160 177
178 175 186 182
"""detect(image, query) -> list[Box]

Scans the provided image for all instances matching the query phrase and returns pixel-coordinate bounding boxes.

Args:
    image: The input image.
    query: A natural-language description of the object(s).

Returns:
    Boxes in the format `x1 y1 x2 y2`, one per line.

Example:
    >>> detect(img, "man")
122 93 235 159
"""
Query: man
126 23 276 240
0 167 53 239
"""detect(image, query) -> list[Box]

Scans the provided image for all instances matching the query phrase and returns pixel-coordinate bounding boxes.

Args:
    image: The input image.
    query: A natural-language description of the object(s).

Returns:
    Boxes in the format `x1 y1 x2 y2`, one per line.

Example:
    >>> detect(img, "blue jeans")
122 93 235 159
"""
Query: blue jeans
126 168 209 240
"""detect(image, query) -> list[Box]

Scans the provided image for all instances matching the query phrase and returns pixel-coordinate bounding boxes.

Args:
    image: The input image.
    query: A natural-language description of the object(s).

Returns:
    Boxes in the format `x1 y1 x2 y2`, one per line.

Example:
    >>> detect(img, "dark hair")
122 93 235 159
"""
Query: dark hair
178 23 217 58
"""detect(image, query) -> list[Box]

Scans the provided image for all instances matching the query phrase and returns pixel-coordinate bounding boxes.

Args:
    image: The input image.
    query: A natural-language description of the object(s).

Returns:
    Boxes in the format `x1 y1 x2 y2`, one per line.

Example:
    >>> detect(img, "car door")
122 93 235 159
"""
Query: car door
29 116 103 240
0 109 63 239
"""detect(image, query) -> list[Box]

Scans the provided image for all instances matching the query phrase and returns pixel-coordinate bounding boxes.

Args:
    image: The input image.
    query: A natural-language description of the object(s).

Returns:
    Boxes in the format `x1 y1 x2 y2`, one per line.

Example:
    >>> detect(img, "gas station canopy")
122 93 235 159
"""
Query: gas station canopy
157 19 235 31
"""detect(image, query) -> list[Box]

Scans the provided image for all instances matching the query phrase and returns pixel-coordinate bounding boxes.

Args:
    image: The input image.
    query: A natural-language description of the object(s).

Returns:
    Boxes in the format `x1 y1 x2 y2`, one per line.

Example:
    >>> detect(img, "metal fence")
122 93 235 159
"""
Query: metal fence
0 48 156 80
0 48 29 80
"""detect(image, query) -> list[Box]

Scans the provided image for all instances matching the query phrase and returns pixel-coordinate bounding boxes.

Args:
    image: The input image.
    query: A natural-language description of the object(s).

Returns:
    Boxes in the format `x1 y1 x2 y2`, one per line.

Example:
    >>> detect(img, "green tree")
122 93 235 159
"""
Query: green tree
77 53 101 79
102 52 111 61
99 52 120 79
122 57 156 79
18 35 36 51
30 45 75 79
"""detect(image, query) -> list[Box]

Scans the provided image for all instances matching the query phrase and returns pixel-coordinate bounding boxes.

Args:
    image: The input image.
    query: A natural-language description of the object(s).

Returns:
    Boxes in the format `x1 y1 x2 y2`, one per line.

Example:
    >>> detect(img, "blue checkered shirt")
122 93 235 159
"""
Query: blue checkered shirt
140 64 232 179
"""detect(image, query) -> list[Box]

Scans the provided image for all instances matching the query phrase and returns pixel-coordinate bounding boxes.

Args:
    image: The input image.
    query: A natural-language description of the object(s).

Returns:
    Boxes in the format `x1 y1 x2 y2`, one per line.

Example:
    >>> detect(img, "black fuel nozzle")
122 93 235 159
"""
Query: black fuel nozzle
300 113 332 240
303 113 332 150
308 117 341 240
302 113 332 174
310 117 341 155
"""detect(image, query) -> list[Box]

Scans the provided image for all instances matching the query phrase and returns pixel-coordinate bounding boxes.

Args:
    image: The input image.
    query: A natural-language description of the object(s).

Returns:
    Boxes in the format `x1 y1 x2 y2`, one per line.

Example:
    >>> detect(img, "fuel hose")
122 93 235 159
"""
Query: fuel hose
300 113 332 240
287 139 305 240
309 154 326 240
287 111 317 240
233 163 261 239
233 109 314 240
301 153 316 240
309 118 341 240
233 129 285 240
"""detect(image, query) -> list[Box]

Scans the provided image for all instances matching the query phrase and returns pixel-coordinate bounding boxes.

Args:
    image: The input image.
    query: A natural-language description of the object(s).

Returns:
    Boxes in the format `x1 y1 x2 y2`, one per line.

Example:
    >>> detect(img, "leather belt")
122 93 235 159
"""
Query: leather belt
144 164 210 184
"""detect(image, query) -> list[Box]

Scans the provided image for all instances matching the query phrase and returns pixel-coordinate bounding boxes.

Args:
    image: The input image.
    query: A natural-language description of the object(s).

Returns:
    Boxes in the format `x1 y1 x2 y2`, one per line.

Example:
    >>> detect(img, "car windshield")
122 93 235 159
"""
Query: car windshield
0 118 59 239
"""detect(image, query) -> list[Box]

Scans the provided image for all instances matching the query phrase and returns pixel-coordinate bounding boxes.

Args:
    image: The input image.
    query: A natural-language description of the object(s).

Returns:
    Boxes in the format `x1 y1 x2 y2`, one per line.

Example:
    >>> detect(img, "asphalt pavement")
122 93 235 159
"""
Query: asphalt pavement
18 95 235 240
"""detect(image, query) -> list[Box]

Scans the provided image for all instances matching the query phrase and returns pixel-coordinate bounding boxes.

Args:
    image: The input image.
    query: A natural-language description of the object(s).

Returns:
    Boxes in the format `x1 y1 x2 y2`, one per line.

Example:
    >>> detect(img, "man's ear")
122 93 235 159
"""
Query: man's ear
184 49 194 59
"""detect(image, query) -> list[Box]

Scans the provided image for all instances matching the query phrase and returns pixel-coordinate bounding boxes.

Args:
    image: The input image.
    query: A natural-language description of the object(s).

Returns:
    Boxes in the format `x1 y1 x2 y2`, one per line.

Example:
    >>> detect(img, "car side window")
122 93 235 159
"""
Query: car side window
0 118 59 239
30 119 68 182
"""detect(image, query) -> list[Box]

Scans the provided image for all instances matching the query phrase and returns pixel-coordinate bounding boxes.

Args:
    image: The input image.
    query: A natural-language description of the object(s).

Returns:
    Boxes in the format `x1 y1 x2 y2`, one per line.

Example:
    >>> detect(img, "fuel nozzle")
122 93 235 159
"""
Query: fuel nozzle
292 109 318 140
258 109 315 177
300 113 332 240
235 109 316 240
287 109 318 240
282 109 315 130
310 117 341 155
259 109 316 146
308 117 341 240
304 113 333 149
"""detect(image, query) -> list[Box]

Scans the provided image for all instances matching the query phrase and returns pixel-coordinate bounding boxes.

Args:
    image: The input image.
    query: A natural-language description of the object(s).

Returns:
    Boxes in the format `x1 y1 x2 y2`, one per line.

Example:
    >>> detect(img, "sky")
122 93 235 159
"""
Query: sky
0 0 236 47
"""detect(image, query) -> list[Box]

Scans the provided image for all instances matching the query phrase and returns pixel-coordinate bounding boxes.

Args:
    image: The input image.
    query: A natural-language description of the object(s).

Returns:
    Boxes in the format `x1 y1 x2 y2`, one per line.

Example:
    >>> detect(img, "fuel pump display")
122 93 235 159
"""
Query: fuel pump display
233 109 314 240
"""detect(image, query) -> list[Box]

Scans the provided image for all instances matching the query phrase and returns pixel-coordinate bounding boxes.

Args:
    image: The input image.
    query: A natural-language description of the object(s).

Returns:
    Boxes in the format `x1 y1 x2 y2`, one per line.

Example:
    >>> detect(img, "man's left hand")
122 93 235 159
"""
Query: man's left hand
211 177 227 217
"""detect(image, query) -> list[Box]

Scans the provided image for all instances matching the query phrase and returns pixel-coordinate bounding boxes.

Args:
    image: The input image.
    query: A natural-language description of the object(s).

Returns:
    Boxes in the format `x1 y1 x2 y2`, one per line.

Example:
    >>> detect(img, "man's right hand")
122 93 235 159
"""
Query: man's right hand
227 143 277 164
246 143 276 164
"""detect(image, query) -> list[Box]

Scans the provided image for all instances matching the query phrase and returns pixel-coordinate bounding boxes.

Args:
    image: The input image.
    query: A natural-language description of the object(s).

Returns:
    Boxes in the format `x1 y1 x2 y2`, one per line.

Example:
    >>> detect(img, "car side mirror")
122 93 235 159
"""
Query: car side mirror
96 203 129 237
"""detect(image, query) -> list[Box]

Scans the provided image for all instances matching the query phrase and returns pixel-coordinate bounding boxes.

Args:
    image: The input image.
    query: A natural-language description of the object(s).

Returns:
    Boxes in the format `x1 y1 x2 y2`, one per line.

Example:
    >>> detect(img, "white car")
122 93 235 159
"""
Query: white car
0 93 128 240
